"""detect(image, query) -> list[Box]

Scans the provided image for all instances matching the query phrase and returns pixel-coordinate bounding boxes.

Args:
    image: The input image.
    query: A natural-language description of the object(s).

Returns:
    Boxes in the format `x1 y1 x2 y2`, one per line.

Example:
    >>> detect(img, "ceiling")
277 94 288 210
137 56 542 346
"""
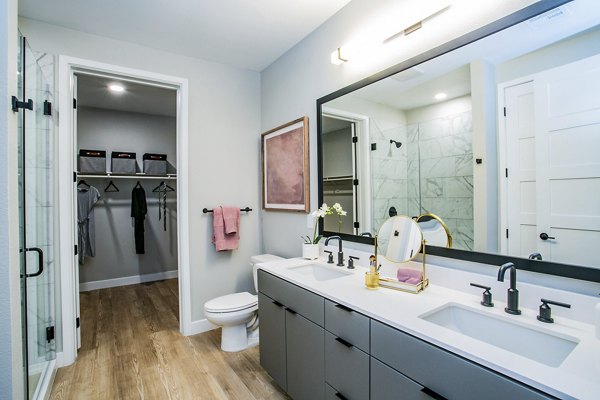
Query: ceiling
18 0 351 71
77 74 177 117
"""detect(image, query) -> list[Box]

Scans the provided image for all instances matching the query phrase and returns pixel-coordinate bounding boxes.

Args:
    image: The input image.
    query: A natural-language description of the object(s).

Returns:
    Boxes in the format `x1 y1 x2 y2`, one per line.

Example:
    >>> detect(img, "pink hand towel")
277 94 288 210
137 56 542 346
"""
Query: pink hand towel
212 206 240 251
397 268 423 285
222 206 240 235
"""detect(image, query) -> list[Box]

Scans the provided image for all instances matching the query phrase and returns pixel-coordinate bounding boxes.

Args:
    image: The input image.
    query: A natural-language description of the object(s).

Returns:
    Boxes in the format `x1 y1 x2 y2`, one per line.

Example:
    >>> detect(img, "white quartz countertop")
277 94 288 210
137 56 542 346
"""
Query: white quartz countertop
257 257 600 400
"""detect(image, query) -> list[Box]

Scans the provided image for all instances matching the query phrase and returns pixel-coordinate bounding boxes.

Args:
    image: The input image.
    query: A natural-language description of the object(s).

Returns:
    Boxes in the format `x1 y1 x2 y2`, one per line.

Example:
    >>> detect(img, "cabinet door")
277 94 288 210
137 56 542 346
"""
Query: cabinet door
258 292 287 391
371 321 552 400
325 331 369 400
371 358 431 400
286 310 325 400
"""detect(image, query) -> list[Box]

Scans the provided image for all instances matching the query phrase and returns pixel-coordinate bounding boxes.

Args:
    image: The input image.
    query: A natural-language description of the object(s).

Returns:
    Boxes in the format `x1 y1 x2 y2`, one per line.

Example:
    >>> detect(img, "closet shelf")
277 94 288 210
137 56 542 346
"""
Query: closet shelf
77 172 177 180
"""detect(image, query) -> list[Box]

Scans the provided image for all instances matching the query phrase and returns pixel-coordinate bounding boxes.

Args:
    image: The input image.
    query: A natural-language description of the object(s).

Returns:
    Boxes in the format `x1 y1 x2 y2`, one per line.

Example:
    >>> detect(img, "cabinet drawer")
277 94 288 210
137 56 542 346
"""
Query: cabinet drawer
371 320 553 400
258 270 324 326
371 357 430 400
325 331 369 400
325 300 369 352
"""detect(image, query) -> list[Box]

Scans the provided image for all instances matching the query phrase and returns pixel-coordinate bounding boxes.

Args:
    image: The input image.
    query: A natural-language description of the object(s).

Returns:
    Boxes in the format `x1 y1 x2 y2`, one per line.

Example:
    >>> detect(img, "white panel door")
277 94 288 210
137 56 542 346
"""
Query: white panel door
503 81 538 258
535 53 600 268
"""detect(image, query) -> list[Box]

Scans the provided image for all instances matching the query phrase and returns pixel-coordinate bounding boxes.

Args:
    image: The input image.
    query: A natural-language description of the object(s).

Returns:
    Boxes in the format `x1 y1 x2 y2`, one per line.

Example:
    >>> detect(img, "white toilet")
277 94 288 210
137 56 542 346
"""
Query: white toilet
204 254 282 352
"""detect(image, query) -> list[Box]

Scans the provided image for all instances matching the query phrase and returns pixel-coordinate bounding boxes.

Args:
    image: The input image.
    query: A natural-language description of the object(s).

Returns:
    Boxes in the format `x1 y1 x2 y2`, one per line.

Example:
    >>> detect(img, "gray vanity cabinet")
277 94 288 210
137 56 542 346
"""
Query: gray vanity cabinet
257 270 325 400
370 358 431 400
257 292 287 390
370 320 553 400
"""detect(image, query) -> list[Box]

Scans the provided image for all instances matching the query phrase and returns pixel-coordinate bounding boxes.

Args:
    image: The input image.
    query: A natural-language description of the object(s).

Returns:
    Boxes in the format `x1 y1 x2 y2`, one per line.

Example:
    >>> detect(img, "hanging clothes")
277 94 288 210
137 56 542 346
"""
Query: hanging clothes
158 181 167 231
131 183 147 254
77 185 101 265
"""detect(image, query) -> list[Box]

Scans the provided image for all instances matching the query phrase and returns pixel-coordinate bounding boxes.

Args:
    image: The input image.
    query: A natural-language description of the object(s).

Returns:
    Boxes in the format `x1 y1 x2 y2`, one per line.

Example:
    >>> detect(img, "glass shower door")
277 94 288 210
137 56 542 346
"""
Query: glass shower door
17 33 57 400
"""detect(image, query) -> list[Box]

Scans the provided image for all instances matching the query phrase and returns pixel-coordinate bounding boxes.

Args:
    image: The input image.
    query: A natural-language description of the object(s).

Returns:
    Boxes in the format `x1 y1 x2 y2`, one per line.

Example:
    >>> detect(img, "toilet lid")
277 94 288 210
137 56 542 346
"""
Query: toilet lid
204 292 258 313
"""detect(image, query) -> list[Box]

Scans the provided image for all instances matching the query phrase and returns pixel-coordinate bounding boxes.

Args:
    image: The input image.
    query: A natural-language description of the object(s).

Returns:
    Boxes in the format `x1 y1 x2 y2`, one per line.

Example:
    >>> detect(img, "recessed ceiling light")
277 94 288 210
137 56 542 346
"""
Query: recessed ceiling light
109 84 125 93
434 92 447 100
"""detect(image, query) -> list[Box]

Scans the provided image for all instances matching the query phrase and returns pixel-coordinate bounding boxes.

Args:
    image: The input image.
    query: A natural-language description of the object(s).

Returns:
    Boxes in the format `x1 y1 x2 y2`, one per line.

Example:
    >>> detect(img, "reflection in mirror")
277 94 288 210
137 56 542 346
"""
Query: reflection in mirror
416 213 452 248
319 3 600 272
377 216 422 263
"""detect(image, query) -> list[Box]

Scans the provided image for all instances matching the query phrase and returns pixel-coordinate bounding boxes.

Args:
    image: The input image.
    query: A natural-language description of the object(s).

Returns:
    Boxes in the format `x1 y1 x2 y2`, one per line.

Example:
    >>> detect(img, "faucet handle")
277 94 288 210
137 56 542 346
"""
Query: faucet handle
348 256 359 269
324 250 334 264
470 283 494 307
537 298 571 323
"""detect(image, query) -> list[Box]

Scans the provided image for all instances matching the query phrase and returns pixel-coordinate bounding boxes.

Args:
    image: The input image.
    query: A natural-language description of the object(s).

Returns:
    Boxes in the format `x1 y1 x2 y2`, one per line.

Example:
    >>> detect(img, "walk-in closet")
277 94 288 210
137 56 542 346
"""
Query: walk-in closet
74 73 180 341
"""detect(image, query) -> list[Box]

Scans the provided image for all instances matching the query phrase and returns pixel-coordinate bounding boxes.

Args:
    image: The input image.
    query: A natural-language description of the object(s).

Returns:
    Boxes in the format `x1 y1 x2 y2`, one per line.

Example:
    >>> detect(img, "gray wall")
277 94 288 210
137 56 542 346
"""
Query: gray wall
1 0 24 397
77 107 178 284
260 0 535 258
19 17 263 324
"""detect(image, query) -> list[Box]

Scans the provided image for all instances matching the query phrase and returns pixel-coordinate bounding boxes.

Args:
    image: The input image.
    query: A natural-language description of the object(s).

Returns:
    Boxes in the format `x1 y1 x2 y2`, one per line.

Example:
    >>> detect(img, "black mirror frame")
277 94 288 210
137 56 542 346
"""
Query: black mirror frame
317 0 600 283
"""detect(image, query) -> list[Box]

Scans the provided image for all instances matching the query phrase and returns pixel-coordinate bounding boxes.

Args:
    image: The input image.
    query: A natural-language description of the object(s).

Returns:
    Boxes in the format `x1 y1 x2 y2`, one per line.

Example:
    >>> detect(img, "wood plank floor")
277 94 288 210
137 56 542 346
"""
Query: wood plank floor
50 279 289 400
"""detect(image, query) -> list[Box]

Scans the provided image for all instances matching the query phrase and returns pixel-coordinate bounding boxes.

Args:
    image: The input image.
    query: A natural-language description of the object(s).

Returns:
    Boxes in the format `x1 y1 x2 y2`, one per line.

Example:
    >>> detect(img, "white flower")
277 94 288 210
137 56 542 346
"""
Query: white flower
340 210 347 216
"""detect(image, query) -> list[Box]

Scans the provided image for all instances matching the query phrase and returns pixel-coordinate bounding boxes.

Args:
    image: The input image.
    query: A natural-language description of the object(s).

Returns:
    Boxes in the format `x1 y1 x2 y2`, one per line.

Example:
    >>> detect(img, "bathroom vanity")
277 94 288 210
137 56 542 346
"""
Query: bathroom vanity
257 258 599 400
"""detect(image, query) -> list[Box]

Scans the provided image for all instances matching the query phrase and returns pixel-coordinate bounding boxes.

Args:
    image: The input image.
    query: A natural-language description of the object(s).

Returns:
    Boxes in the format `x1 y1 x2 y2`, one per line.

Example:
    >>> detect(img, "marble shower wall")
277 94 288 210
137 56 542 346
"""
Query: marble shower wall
407 110 474 251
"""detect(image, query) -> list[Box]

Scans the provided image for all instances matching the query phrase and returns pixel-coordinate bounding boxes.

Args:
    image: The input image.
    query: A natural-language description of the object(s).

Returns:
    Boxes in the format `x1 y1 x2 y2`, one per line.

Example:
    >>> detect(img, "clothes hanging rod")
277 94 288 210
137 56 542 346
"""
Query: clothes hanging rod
77 172 177 180
202 207 252 213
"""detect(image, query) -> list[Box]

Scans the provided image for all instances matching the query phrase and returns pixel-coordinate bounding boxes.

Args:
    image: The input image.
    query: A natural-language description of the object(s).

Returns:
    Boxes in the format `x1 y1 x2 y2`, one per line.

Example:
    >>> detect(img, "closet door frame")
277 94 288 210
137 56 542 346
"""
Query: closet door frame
57 56 191 367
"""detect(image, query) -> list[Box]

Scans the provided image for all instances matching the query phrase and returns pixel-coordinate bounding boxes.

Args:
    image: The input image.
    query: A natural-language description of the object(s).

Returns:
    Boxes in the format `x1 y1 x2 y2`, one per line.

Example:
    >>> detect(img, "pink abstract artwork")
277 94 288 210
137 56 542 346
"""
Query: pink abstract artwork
262 117 309 212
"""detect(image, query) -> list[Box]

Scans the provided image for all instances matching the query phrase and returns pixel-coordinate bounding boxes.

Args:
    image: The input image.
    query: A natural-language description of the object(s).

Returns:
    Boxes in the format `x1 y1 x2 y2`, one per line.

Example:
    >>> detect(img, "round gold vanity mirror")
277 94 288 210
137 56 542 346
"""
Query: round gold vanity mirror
416 213 452 248
377 215 423 263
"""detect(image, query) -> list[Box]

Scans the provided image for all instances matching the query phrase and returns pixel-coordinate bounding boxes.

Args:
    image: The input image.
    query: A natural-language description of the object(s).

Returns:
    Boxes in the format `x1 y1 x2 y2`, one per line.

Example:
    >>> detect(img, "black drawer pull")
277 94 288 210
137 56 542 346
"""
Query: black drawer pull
335 392 348 400
334 303 353 313
286 308 297 315
335 337 354 348
272 300 284 308
421 387 447 400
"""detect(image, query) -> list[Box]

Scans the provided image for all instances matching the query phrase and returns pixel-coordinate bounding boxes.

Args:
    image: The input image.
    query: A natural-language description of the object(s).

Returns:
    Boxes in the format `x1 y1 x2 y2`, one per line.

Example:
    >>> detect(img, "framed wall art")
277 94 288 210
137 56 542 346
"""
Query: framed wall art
261 116 309 212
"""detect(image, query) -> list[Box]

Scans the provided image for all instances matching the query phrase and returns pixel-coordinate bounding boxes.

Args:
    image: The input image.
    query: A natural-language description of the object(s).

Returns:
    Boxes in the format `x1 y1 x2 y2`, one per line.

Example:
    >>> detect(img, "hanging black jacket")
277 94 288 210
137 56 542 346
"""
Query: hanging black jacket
131 184 147 254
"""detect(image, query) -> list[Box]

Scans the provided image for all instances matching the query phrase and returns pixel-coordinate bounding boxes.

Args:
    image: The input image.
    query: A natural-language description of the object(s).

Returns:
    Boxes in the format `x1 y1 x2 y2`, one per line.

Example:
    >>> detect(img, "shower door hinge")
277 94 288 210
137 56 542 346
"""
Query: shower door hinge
11 96 33 112
352 136 358 143
74 245 78 256
43 100 52 116
354 221 360 229
73 98 77 109
76 317 80 328
371 143 377 151
46 326 55 343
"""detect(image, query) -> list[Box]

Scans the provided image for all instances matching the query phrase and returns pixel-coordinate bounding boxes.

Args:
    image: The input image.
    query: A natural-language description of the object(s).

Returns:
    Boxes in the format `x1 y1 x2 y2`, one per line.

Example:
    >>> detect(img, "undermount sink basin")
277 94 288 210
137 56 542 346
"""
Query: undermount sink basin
419 303 579 367
289 263 352 281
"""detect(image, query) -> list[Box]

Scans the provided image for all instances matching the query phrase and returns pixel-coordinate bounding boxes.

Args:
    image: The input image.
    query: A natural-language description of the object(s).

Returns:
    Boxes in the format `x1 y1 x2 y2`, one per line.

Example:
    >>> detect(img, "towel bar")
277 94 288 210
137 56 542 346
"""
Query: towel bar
202 207 252 213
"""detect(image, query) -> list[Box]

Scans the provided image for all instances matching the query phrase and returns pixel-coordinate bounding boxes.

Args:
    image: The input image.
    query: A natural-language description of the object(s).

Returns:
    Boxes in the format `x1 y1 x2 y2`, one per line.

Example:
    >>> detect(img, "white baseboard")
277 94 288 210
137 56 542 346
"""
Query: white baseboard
79 270 178 292
187 318 218 336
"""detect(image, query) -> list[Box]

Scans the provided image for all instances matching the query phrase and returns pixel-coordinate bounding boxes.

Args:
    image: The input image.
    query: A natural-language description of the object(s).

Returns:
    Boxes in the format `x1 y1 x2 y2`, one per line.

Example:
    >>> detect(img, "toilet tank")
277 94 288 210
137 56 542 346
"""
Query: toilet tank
251 254 283 293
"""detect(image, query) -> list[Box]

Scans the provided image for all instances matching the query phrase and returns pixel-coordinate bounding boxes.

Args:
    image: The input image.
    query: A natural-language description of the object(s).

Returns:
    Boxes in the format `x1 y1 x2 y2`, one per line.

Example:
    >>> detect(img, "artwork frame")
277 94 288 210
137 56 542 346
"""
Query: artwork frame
261 116 310 212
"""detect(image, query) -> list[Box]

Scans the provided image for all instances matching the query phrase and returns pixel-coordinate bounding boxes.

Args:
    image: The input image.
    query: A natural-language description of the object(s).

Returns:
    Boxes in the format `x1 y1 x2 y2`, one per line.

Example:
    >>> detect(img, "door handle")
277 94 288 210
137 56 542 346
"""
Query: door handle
539 232 555 241
25 247 44 277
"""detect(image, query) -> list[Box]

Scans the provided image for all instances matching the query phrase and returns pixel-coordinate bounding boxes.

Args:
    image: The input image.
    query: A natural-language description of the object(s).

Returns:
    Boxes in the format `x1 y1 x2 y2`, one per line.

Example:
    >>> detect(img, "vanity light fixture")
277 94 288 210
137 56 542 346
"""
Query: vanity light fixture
383 1 452 42
109 83 125 93
330 47 349 65
434 92 448 100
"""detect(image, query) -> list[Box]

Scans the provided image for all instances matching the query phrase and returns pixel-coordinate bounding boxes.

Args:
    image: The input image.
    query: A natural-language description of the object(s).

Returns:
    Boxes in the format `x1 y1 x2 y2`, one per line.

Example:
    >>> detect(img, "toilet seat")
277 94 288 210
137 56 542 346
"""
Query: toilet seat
204 292 257 313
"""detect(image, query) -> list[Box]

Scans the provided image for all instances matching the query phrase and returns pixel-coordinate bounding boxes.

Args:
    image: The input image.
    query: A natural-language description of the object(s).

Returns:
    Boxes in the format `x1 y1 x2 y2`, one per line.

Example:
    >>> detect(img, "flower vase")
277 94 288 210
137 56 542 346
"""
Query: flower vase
302 243 320 260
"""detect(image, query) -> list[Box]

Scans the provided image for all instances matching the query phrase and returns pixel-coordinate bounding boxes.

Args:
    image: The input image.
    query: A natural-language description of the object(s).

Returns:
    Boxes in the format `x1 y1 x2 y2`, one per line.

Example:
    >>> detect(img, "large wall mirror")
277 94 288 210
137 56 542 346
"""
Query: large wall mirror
317 0 600 282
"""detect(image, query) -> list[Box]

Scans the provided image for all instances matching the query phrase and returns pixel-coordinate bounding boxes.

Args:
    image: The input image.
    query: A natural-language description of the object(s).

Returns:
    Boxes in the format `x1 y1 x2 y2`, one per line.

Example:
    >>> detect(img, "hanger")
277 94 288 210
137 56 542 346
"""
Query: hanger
77 180 90 188
152 180 175 192
134 181 143 189
104 180 119 192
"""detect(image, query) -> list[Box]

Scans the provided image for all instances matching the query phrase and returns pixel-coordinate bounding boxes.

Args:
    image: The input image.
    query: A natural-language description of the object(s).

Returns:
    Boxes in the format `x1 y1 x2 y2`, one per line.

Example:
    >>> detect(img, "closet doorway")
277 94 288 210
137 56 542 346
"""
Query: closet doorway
57 57 190 366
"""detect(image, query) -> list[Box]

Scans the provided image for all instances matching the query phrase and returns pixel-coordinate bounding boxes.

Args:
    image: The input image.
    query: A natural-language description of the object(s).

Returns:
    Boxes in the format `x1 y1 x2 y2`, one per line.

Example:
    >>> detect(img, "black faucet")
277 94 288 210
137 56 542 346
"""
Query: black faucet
325 236 344 266
529 252 543 260
497 262 521 315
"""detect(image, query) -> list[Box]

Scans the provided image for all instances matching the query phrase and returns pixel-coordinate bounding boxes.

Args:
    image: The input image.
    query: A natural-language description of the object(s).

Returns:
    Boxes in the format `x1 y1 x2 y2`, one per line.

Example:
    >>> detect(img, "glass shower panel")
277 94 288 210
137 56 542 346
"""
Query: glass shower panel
18 33 57 400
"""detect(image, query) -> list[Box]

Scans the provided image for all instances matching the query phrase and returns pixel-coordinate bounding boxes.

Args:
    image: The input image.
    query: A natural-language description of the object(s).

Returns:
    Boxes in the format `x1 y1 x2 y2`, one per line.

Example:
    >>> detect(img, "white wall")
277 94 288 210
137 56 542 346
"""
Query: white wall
77 107 178 284
261 0 539 257
1 0 24 397
18 18 262 324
